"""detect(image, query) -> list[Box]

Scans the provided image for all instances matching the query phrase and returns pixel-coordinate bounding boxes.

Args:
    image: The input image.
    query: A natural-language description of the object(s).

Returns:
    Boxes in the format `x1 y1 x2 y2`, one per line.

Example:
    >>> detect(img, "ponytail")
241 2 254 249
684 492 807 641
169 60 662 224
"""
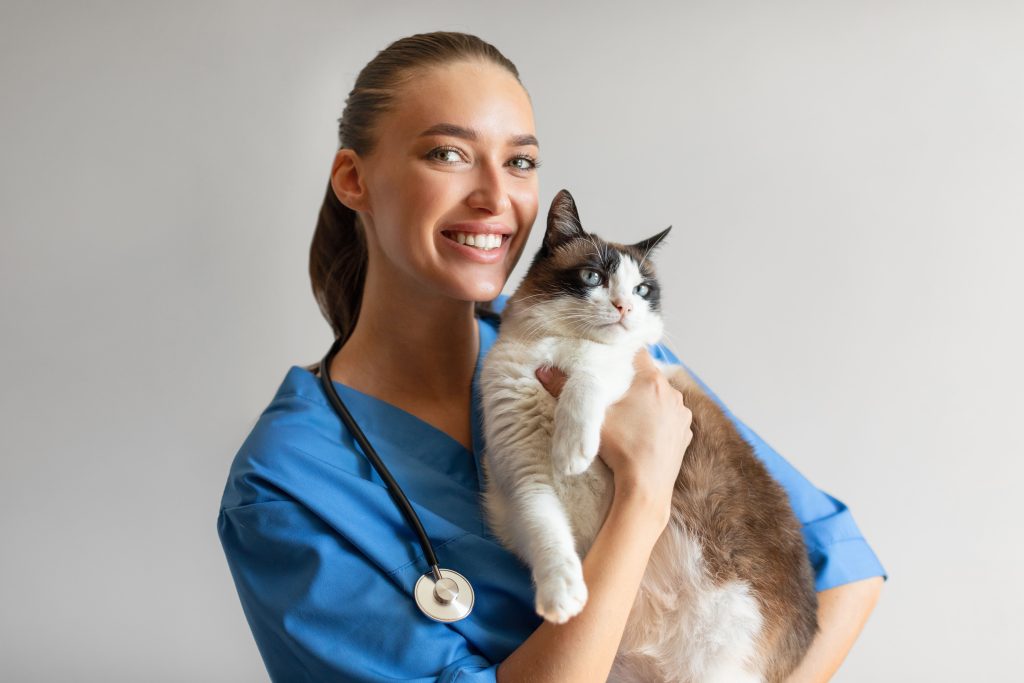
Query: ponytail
309 179 366 343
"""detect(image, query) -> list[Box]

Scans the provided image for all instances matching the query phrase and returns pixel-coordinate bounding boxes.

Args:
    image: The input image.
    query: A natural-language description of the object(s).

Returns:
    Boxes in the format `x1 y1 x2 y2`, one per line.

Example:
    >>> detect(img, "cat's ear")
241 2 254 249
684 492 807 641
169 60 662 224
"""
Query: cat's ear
628 225 672 256
543 189 586 254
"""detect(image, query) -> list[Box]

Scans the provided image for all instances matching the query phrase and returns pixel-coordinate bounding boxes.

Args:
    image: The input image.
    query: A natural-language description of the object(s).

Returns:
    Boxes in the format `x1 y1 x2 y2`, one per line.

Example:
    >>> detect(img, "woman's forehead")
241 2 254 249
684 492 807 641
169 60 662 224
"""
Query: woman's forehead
383 62 536 144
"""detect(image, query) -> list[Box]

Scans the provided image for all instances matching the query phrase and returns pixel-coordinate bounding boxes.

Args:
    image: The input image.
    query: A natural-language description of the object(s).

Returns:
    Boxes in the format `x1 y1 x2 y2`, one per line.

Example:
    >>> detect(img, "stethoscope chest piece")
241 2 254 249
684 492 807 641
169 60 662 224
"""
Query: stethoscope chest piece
414 568 475 622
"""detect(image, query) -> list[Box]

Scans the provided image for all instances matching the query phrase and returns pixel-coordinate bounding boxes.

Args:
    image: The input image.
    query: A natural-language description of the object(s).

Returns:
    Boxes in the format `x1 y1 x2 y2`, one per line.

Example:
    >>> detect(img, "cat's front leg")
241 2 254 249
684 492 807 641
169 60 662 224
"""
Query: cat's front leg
550 371 606 476
510 483 589 623
534 546 588 625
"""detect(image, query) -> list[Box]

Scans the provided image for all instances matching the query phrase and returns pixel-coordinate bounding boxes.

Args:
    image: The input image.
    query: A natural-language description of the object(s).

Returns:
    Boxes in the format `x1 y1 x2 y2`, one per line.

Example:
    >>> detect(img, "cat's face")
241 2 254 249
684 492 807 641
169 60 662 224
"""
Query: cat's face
507 189 670 346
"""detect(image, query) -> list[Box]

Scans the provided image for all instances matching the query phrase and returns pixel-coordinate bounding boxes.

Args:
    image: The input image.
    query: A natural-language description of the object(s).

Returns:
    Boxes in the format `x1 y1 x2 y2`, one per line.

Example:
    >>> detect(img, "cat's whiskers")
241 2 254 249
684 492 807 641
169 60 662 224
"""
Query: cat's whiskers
509 291 551 307
516 307 559 342
509 293 575 328
557 311 617 339
516 306 602 343
583 233 605 264
512 297 560 323
507 294 553 315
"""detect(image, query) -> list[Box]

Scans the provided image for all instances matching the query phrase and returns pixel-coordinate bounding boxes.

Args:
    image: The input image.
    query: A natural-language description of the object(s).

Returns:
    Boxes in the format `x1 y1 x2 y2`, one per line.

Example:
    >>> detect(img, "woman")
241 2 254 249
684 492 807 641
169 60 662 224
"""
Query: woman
217 31 887 682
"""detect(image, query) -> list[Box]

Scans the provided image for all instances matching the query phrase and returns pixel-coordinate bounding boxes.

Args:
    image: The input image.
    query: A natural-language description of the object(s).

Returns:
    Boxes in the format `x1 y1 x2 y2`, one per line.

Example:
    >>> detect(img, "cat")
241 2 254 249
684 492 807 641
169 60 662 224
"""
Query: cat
479 189 818 683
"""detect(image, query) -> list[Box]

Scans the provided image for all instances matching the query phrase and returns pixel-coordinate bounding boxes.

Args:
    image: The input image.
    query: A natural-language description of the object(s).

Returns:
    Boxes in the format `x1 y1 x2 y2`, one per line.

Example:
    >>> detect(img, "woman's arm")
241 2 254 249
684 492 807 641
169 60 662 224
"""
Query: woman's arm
786 576 885 683
496 485 667 683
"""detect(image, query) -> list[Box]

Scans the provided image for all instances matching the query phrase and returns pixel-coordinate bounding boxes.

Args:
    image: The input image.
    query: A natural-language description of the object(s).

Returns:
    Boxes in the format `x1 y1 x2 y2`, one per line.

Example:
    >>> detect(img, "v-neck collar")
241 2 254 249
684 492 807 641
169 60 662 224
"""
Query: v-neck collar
297 312 498 490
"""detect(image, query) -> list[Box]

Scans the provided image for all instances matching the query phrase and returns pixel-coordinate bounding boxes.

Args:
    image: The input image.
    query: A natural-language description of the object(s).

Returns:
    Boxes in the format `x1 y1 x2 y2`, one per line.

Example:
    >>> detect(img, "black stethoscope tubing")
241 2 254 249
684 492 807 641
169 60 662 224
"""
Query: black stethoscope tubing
318 336 442 576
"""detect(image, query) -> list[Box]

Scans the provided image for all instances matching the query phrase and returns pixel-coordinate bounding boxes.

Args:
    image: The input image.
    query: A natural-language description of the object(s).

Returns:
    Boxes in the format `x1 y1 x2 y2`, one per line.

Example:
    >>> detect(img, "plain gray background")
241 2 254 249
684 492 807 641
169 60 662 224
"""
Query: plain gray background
2 1 1020 680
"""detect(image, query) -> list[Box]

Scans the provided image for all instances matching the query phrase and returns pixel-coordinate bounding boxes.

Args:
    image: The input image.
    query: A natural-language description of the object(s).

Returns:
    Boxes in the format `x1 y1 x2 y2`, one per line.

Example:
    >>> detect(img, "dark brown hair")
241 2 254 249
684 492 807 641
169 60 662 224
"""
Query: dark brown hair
309 31 524 343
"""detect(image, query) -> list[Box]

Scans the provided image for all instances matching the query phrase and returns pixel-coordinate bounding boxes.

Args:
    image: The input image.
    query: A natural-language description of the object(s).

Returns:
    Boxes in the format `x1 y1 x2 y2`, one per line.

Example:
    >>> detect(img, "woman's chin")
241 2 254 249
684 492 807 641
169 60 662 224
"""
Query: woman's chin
467 280 502 300
442 273 506 302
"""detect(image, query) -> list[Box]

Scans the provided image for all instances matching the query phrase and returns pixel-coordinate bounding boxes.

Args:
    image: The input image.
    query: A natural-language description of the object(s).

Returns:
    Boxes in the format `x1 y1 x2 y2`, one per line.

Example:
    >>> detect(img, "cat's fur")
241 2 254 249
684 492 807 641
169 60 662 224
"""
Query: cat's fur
479 189 818 682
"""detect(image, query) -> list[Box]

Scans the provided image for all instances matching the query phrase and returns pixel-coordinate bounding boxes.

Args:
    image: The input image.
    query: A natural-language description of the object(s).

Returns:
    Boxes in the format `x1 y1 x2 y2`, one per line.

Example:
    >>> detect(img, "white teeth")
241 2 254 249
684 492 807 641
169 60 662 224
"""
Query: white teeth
449 231 503 250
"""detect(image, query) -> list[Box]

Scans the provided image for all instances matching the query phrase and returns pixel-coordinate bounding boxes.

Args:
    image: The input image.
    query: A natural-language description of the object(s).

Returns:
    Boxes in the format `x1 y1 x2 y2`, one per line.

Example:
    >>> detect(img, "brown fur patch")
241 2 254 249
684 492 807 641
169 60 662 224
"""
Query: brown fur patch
666 371 819 681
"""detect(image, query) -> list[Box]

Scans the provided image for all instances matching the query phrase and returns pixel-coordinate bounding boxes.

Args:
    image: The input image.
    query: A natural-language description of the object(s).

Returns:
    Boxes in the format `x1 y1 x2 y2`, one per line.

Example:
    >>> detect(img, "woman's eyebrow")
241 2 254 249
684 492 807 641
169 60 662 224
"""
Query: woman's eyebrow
418 122 539 148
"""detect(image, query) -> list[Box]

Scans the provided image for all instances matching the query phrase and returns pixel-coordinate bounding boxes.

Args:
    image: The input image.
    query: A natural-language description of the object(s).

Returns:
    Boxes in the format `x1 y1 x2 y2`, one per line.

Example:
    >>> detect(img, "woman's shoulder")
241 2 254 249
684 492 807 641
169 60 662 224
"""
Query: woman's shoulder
218 365 365 510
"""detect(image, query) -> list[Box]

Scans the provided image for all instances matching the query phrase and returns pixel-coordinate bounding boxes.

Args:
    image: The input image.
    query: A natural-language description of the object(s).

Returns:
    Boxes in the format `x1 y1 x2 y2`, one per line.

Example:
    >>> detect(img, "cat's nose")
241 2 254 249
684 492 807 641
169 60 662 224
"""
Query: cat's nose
614 300 632 317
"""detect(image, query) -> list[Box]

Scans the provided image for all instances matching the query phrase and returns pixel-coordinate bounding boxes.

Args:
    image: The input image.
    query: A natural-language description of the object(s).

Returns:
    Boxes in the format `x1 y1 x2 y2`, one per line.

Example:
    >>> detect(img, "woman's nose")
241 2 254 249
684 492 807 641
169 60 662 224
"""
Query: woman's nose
467 161 512 215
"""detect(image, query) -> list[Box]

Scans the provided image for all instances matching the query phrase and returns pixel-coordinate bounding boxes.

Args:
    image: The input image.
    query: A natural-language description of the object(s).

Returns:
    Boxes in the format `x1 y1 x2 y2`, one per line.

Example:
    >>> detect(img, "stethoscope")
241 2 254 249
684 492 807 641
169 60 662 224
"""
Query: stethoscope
318 336 475 623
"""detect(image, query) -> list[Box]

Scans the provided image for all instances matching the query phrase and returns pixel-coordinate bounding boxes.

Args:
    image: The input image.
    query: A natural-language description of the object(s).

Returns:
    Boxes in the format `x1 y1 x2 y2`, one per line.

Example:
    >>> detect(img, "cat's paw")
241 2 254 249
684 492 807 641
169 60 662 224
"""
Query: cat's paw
534 557 588 624
552 421 600 476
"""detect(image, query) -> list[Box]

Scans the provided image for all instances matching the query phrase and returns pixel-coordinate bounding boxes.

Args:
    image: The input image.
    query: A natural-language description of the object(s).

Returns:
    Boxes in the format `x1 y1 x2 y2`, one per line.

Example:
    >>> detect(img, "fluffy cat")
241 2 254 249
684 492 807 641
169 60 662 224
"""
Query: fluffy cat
479 189 818 683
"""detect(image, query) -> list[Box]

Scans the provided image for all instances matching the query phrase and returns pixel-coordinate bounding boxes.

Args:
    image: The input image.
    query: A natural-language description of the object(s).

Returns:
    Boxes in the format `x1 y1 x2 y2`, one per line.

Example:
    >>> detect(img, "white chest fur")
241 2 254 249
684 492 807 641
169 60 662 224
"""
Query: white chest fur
480 334 638 618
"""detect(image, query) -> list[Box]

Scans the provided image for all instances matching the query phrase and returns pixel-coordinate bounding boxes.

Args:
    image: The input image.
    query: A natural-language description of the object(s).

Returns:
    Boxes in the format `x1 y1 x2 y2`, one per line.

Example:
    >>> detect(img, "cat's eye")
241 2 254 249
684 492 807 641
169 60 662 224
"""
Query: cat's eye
634 283 650 297
580 269 602 287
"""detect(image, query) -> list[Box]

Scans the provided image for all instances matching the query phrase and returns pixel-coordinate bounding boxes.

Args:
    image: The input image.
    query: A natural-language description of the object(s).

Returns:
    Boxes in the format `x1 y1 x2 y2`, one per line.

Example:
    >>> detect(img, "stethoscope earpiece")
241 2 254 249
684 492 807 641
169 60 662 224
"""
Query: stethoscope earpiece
318 339 475 623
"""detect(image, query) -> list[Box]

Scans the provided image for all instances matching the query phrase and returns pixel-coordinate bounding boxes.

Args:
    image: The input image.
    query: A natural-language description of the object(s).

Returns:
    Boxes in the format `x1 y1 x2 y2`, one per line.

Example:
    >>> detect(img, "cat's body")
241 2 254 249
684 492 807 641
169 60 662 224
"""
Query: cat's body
479 190 818 683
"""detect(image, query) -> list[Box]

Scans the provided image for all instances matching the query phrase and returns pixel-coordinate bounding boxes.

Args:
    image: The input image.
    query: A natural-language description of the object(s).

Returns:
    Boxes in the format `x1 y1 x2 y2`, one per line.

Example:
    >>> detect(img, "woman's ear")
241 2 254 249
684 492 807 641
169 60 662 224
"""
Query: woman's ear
330 148 370 212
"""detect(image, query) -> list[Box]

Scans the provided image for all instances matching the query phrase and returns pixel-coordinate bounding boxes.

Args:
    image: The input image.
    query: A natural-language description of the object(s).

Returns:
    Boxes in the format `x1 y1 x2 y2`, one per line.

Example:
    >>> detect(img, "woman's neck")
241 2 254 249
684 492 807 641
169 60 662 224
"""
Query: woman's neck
329 288 480 407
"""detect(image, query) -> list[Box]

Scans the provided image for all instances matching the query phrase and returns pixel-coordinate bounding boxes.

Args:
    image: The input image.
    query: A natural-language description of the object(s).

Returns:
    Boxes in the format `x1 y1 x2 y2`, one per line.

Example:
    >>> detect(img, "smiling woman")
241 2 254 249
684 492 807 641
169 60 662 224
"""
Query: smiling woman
323 58 540 318
216 30 885 683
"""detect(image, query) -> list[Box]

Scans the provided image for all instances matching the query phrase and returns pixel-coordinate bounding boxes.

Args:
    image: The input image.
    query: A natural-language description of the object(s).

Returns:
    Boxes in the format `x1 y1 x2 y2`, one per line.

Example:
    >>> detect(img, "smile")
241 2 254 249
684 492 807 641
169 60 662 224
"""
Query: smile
439 230 512 263
441 231 508 251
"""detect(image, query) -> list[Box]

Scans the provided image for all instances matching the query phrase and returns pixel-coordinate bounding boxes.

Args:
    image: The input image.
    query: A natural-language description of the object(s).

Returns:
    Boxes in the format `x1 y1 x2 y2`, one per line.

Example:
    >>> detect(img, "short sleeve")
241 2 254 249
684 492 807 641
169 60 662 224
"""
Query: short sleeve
217 499 500 682
647 342 889 592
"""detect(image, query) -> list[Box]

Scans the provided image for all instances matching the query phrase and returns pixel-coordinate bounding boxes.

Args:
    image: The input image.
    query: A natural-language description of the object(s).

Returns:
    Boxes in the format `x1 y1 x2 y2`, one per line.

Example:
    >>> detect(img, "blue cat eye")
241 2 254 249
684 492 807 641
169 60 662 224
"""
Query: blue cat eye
634 283 650 297
580 269 602 286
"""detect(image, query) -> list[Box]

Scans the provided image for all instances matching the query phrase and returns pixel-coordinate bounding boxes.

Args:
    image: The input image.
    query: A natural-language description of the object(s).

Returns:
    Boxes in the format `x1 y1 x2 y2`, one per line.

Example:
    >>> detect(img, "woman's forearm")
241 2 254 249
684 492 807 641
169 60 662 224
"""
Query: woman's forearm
496 490 883 683
496 487 666 683
785 575 885 683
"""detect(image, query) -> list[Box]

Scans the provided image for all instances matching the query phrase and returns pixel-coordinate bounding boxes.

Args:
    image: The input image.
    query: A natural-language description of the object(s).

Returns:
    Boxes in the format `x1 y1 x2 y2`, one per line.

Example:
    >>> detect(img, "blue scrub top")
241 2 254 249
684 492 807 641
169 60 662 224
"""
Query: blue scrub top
217 294 887 682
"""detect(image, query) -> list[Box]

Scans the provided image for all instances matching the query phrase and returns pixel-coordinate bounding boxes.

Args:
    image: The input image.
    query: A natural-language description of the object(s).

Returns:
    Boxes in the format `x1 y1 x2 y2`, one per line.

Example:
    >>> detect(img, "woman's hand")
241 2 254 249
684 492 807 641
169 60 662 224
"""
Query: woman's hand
535 348 693 526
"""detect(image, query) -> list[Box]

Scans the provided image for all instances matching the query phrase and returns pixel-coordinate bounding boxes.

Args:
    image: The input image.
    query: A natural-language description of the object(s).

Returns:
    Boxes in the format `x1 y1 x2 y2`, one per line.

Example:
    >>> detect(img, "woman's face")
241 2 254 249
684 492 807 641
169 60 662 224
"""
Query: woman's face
336 60 540 303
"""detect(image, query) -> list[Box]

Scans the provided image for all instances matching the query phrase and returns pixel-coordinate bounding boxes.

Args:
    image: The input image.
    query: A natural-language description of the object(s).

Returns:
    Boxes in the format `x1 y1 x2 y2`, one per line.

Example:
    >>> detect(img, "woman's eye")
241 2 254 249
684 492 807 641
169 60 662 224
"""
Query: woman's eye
428 146 463 163
634 283 650 297
509 155 540 171
580 269 602 286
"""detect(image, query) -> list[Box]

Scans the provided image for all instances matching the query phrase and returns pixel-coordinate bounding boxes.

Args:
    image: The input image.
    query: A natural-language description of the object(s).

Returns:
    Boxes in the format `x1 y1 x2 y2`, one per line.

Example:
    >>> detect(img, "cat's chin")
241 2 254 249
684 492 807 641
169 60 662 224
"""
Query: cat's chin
589 323 641 346
591 320 664 347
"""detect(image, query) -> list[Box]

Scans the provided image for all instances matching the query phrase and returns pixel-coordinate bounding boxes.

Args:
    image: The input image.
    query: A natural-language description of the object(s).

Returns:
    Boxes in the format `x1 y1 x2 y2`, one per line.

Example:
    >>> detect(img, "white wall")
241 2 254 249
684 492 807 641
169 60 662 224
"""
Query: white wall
1 1 1019 680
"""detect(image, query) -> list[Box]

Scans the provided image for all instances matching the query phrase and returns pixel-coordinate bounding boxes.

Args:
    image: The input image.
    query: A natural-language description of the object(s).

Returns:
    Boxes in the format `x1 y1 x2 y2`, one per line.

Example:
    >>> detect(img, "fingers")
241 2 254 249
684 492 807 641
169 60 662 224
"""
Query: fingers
632 348 686 410
632 348 665 387
633 347 657 373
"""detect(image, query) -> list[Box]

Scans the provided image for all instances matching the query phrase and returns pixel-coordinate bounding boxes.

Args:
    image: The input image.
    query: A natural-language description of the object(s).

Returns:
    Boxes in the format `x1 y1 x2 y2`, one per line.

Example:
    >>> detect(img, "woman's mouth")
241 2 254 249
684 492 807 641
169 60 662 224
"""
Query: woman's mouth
442 231 507 250
439 230 511 263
